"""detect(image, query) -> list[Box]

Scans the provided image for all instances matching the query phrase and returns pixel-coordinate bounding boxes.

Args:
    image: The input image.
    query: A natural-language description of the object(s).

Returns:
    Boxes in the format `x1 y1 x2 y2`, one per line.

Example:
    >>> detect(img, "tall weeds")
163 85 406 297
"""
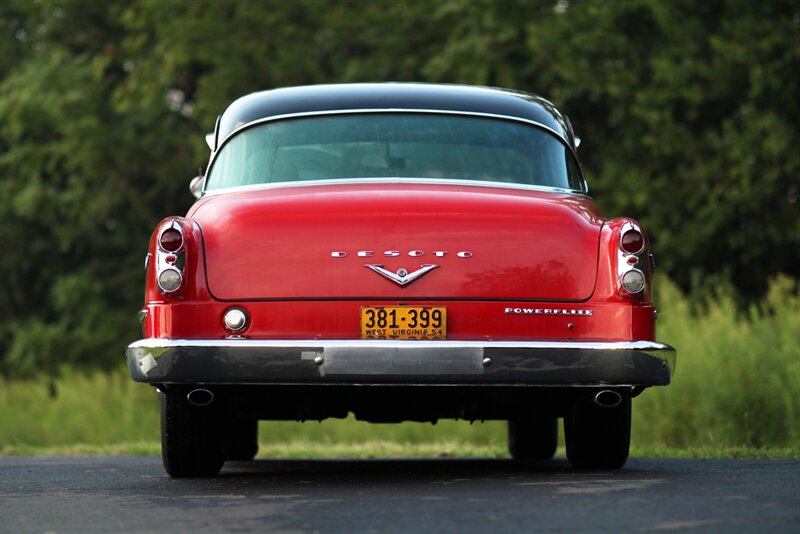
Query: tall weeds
633 275 799 448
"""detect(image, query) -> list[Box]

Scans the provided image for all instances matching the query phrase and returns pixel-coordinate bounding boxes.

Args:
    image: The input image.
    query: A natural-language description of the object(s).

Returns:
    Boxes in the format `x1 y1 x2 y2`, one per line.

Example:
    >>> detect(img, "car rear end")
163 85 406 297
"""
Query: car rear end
126 84 675 476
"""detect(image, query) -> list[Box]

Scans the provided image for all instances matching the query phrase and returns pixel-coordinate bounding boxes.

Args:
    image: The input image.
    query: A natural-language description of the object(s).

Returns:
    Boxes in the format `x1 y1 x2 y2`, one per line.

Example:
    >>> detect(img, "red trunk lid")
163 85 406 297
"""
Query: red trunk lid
189 183 605 301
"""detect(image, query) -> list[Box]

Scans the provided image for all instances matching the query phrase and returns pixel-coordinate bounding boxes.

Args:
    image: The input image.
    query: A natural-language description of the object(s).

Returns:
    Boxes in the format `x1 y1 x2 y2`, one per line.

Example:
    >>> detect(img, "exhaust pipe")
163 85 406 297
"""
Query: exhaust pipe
187 388 215 407
593 390 622 409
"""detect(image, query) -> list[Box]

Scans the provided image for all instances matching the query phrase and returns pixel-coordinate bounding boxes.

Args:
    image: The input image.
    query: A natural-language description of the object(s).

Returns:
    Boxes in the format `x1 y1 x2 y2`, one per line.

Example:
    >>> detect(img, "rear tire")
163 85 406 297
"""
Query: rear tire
160 389 225 477
508 417 558 461
225 418 259 461
565 394 631 470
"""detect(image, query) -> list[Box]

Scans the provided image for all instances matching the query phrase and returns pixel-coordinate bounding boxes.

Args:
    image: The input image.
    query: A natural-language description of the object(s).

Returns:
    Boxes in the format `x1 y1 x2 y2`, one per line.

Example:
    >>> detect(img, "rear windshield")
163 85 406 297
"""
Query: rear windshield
205 113 584 192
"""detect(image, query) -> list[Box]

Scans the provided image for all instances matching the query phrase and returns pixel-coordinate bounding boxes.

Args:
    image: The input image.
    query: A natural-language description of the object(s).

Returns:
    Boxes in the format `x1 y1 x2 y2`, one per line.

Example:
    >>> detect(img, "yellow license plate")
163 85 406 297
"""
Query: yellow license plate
360 306 447 340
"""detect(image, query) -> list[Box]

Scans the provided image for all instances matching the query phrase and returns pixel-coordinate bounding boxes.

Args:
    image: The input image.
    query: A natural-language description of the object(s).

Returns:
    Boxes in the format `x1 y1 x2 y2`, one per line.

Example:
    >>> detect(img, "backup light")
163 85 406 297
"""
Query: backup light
158 268 183 292
621 269 646 293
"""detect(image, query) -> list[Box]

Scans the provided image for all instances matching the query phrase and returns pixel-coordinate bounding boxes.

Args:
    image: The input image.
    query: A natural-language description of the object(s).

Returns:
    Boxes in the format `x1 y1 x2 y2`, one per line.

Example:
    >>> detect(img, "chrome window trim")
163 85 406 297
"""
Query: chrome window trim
203 108 588 196
201 177 588 198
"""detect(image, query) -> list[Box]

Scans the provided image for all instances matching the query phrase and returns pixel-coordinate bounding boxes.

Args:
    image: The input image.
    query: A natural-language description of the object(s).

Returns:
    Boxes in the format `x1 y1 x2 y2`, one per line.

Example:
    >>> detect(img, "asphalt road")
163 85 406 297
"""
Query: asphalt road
1 456 798 533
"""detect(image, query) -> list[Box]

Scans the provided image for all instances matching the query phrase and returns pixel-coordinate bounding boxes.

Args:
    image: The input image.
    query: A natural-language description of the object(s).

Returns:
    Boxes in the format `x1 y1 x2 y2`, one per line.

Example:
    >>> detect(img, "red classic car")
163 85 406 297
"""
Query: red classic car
127 83 675 477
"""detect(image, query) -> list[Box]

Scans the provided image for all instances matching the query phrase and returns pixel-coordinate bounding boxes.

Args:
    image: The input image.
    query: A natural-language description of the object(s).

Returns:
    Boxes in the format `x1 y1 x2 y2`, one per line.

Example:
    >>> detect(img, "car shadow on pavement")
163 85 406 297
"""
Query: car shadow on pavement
214 457 634 484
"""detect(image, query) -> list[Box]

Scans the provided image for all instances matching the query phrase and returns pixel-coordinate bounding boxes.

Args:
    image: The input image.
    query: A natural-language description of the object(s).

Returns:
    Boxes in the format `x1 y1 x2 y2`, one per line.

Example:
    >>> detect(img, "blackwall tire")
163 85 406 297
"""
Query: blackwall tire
160 389 225 477
508 417 558 461
565 394 631 470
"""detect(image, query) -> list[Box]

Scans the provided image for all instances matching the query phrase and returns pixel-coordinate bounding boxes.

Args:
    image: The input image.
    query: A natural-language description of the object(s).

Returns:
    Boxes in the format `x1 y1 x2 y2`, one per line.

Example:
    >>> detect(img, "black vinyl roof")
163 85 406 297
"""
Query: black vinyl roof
216 83 575 148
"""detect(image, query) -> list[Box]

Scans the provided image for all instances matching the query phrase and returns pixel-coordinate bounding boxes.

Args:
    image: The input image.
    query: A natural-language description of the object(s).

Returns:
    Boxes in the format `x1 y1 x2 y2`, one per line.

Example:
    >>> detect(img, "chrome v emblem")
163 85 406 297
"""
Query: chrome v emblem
365 264 439 287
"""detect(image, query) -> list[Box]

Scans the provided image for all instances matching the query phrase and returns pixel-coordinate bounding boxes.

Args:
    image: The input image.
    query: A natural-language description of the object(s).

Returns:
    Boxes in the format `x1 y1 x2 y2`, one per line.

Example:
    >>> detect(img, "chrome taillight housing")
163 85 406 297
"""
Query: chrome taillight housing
155 220 186 295
617 222 648 297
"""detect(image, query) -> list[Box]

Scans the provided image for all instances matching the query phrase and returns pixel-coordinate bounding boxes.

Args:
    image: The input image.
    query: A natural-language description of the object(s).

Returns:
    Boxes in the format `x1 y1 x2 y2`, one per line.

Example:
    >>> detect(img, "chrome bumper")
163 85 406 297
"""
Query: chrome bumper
126 339 675 387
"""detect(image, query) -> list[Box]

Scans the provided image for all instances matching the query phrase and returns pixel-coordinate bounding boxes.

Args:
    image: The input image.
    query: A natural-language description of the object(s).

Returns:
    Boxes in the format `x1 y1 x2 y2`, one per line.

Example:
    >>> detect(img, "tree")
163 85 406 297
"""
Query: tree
0 0 192 376
1 0 798 378
523 0 800 298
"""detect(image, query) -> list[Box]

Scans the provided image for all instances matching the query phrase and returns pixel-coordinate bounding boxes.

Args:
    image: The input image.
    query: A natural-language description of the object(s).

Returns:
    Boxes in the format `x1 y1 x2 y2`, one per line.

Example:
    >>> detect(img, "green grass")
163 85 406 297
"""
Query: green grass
1 276 798 457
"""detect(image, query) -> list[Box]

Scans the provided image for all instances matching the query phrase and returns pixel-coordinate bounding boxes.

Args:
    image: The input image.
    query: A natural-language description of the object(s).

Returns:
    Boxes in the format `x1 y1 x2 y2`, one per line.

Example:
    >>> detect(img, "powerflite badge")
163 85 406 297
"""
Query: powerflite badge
504 307 593 316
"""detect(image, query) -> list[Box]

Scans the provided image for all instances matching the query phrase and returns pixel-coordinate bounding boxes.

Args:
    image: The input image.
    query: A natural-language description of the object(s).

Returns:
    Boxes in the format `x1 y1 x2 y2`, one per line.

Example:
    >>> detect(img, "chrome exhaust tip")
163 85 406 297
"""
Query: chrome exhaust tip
594 390 622 408
186 388 215 407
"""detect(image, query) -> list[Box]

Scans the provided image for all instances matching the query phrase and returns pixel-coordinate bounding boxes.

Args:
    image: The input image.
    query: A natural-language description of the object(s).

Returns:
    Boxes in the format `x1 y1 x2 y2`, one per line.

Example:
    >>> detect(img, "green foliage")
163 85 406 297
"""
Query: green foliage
633 275 800 448
0 0 194 376
524 0 800 299
1 0 798 377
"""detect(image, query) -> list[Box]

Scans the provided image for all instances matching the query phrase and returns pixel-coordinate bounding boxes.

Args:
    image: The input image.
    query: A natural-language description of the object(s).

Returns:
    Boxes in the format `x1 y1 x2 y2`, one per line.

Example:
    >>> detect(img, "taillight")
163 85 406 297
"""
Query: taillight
159 228 183 252
620 229 644 254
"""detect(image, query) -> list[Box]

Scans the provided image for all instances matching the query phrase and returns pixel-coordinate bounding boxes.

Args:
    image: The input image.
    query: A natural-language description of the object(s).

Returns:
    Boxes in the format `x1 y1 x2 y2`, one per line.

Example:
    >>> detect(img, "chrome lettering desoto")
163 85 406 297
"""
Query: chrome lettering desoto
331 250 472 258
504 308 593 316
365 264 439 286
